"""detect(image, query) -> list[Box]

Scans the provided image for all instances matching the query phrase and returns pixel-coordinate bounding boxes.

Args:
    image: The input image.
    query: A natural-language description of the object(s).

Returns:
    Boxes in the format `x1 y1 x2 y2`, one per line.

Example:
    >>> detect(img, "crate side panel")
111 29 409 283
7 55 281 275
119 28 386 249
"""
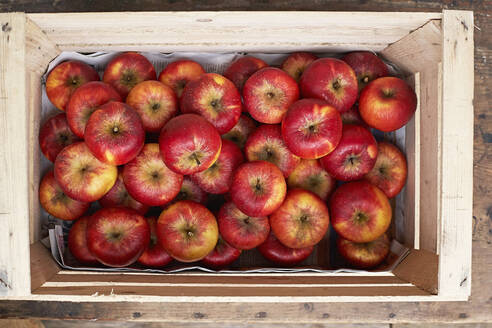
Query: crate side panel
438 10 474 298
27 12 441 53
0 13 31 297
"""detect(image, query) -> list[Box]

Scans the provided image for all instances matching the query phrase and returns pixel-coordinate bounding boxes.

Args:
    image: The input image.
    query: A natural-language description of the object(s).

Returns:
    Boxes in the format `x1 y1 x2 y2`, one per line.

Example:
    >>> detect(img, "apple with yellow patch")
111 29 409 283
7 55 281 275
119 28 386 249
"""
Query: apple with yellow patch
287 159 336 201
330 181 391 243
158 59 205 101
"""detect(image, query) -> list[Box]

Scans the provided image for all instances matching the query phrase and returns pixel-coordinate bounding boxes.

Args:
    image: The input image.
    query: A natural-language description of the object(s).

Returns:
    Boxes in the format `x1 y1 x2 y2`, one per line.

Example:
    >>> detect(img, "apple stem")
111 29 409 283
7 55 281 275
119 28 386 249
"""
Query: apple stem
192 153 201 165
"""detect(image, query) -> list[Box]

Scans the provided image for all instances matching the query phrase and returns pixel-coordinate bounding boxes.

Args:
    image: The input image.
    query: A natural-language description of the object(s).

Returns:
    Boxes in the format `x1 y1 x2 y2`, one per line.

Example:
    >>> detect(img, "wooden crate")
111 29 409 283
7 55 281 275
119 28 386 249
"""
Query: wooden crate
0 10 473 302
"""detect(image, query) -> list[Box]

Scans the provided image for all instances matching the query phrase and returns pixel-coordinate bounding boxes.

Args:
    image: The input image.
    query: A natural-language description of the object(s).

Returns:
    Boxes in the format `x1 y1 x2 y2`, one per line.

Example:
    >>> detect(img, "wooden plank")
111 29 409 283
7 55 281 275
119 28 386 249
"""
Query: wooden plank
418 63 442 253
393 249 438 294
33 285 428 297
381 20 442 74
25 17 61 244
0 13 31 297
48 273 406 285
27 12 441 53
438 10 474 299
40 321 389 328
30 243 60 292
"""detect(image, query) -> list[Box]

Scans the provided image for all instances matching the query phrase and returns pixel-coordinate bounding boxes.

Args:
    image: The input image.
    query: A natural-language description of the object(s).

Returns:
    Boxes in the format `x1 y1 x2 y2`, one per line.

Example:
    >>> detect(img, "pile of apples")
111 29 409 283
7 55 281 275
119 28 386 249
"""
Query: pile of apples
39 51 416 270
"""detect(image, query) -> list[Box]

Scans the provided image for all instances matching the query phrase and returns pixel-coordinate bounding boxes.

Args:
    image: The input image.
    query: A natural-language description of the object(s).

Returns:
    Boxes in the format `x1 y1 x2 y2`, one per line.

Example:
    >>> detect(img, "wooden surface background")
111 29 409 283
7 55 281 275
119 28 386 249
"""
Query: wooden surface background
0 0 491 326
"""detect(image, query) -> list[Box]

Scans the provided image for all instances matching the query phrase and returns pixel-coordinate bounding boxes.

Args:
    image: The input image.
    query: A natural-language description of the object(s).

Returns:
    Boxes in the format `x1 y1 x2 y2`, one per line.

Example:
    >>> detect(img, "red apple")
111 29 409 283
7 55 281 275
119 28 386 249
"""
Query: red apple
320 124 378 181
172 176 207 205
68 216 98 265
224 56 268 91
66 81 122 138
300 58 358 113
159 114 222 175
280 52 318 82
46 60 100 111
123 143 183 206
99 168 149 215
181 73 242 134
340 104 368 127
39 170 90 221
245 124 300 177
364 142 407 198
126 80 178 133
243 67 299 124
222 114 256 149
157 200 219 262
270 189 329 249
85 101 145 165
202 236 242 269
281 98 342 159
158 59 205 100
230 161 287 217
54 142 117 202
217 201 270 250
258 232 313 266
287 159 336 201
341 51 389 93
191 139 244 194
359 76 417 132
103 52 156 100
138 217 173 267
39 113 81 162
330 181 392 243
86 207 150 267
337 233 390 269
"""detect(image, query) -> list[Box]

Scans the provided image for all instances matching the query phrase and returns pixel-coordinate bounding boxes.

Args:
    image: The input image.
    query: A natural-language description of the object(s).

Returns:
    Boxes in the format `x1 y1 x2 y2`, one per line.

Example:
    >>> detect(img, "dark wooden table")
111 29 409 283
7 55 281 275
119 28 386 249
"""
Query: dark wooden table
0 0 490 326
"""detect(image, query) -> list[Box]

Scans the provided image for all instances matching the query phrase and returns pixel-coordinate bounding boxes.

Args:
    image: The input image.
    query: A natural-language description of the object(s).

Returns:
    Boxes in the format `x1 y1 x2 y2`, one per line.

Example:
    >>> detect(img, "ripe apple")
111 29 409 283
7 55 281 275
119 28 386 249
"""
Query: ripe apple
280 52 318 82
99 168 149 215
54 142 117 202
138 217 173 267
320 124 378 181
287 159 336 201
329 180 392 243
270 189 329 249
337 233 390 269
222 114 256 149
172 176 207 204
191 139 244 194
157 200 219 262
68 216 98 265
158 59 205 100
340 104 368 127
224 56 268 91
103 52 156 99
243 67 299 124
123 143 183 206
258 232 313 266
245 124 300 177
281 98 342 159
159 114 222 175
87 207 150 267
126 80 178 133
181 73 242 134
217 201 270 250
230 161 287 217
46 60 100 111
359 76 417 132
341 51 389 93
364 141 407 198
85 101 145 165
39 113 81 162
202 236 242 269
39 170 90 221
66 81 122 138
300 58 358 113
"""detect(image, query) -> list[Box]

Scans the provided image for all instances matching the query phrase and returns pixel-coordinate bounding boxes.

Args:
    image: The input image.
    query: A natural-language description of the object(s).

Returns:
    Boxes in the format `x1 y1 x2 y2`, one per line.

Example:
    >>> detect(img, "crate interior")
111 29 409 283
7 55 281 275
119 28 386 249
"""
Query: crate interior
18 11 450 299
